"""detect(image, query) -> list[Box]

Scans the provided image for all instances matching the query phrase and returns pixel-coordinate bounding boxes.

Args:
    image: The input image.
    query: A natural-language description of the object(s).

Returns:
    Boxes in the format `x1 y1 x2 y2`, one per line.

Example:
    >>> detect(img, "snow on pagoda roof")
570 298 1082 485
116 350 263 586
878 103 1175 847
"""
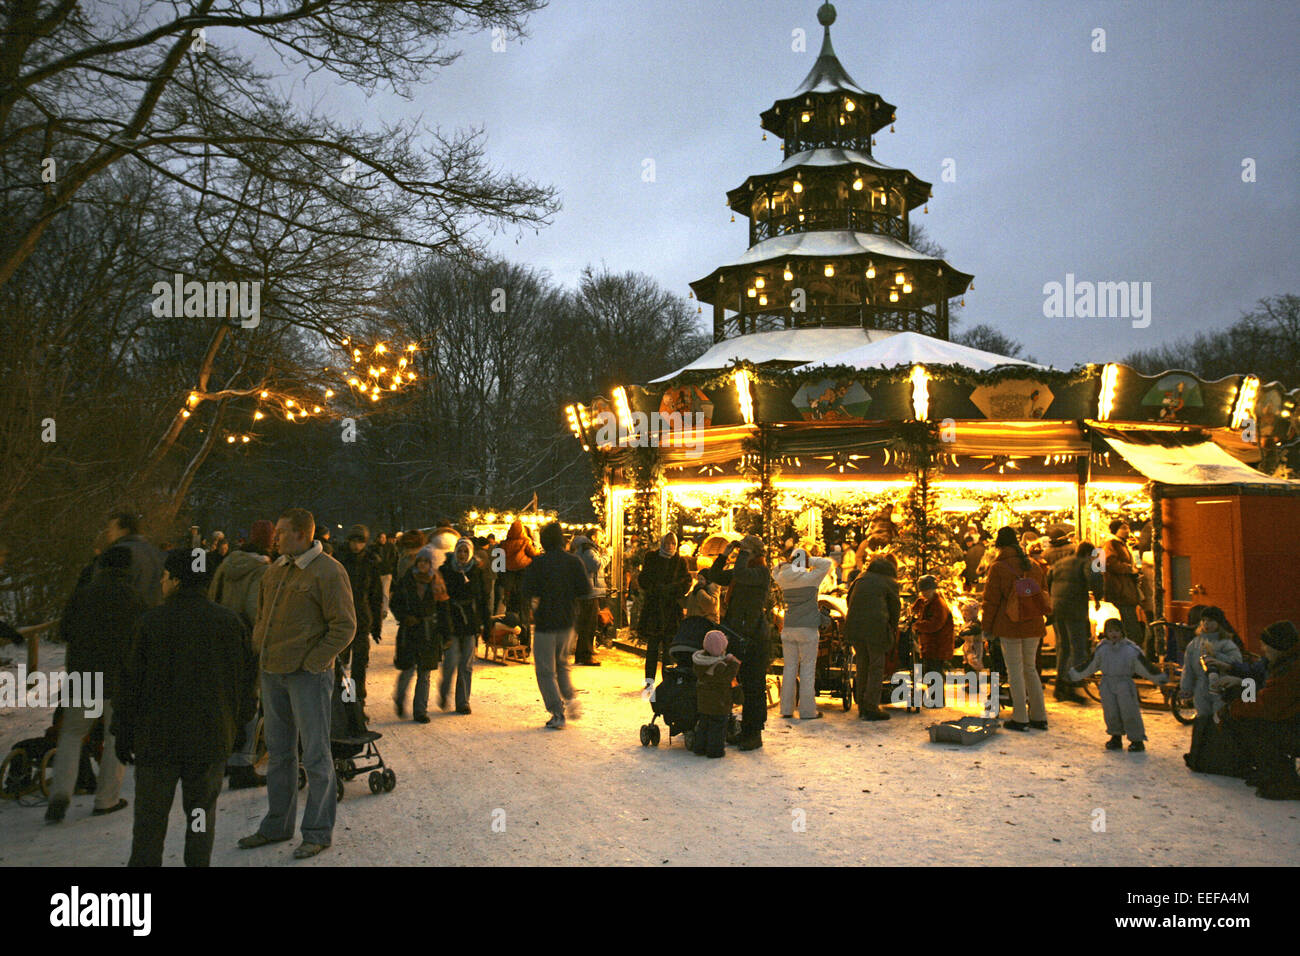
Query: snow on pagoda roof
650 328 900 382
792 14 868 98
714 229 943 269
806 331 1045 372
773 147 897 174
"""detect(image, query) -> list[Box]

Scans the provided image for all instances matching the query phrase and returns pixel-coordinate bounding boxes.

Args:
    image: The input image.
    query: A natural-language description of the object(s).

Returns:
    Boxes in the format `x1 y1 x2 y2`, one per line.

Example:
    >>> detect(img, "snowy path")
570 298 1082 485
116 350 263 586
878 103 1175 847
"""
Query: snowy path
2 619 1297 867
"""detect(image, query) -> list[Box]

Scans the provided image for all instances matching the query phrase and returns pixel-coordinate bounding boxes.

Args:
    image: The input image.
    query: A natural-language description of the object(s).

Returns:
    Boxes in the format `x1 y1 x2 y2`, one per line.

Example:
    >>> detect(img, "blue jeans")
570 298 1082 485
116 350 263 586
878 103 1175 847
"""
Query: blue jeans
439 633 476 710
258 669 335 846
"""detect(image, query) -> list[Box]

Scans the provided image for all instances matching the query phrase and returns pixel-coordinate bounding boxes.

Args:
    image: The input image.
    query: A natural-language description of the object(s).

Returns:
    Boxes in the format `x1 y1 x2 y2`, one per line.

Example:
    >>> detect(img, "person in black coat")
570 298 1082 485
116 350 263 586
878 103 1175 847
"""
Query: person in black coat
338 525 384 715
637 533 691 685
390 554 443 723
438 538 491 714
45 546 150 824
699 534 773 750
113 548 257 866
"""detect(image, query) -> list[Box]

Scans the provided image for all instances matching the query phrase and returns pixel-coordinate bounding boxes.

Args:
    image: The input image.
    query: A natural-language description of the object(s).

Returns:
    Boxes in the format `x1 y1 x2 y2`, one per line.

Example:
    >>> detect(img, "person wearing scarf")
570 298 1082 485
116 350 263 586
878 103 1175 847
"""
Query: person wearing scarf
437 537 491 715
390 553 443 723
692 630 741 758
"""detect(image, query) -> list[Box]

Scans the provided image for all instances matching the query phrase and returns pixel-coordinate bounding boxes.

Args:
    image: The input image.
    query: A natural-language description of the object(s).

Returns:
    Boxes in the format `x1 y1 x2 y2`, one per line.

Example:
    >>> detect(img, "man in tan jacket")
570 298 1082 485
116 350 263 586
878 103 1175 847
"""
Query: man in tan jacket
237 508 355 860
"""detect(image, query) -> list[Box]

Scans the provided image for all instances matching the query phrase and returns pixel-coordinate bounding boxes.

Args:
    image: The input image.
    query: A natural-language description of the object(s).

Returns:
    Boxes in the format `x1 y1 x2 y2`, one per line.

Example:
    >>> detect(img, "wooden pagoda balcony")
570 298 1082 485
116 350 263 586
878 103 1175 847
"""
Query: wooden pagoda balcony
751 207 906 244
720 302 948 340
782 132 872 157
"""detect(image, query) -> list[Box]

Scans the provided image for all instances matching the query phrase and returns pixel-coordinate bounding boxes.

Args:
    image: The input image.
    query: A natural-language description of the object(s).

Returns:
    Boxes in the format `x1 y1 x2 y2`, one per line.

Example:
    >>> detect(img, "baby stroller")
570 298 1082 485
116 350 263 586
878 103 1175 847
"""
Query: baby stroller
1 708 99 801
639 623 742 748
297 664 394 800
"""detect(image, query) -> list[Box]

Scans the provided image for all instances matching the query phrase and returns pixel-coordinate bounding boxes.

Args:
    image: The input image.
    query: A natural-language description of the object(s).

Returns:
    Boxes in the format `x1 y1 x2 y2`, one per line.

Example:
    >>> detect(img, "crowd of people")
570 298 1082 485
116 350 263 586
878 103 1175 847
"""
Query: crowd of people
8 504 1298 866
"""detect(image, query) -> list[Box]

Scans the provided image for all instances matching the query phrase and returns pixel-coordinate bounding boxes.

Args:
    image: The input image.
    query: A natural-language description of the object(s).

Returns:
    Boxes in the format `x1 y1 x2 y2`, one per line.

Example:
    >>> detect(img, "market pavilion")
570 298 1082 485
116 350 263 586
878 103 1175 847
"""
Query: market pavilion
565 3 1300 648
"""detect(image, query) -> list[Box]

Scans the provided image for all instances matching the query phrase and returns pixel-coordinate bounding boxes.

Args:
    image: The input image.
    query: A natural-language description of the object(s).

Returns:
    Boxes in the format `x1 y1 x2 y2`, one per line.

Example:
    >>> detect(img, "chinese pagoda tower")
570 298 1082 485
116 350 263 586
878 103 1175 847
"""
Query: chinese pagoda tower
690 2 972 344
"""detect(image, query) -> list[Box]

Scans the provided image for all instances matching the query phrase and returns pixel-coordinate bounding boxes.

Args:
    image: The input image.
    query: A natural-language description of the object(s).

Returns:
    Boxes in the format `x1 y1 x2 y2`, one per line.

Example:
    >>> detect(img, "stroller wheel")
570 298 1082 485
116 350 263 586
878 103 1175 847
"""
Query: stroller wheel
639 725 651 747
369 771 384 794
335 775 345 802
297 766 307 790
382 768 396 792
648 724 661 747
0 748 31 799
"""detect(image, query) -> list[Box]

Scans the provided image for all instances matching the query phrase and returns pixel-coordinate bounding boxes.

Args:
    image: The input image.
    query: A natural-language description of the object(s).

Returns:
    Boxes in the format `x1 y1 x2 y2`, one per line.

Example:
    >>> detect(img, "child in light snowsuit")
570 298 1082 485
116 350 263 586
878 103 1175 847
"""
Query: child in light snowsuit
693 629 741 758
1070 618 1167 751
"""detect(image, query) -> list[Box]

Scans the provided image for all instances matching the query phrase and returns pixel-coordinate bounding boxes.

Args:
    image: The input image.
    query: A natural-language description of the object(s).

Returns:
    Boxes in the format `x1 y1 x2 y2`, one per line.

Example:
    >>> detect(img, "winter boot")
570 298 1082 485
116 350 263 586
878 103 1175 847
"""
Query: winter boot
738 732 763 751
1105 735 1123 750
45 795 69 824
229 766 267 790
1128 740 1145 752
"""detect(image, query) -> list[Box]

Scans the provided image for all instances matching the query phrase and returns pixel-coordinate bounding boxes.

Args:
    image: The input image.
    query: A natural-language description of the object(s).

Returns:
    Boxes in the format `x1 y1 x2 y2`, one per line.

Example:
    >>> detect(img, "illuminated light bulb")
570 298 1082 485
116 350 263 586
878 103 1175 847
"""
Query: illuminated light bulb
398 357 408 368
903 282 912 294
866 263 876 279
407 343 417 351
890 289 899 302
241 435 250 443
792 180 803 193
370 392 379 402
755 277 765 289
758 294 768 306
285 399 295 408
853 178 863 191
845 98 855 112
783 265 793 281
260 390 269 399
374 343 387 354
798 213 805 222
287 412 295 421
747 287 757 298
313 406 321 414
324 389 334 399
181 409 191 418
226 435 235 443
348 377 359 387
801 111 811 123
407 372 416 381
895 272 905 285
341 338 350 346
377 366 386 375
254 411 265 421
824 264 835 277
839 115 847 126
187 393 199 406
353 349 362 361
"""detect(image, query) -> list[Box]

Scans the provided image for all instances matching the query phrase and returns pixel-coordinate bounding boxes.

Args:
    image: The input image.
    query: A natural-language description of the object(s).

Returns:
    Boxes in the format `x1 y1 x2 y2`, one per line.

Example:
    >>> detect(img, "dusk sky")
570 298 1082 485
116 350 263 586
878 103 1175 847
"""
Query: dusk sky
299 0 1298 369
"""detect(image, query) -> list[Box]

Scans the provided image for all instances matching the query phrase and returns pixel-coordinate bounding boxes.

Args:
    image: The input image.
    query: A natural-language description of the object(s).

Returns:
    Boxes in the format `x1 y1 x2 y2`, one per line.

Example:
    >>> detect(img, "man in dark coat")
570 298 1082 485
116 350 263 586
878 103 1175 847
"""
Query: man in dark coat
390 553 443 723
845 556 901 720
104 511 165 606
1102 520 1142 645
523 523 594 729
1046 540 1103 703
113 548 257 866
338 524 383 716
437 537 492 714
45 545 149 824
699 534 772 750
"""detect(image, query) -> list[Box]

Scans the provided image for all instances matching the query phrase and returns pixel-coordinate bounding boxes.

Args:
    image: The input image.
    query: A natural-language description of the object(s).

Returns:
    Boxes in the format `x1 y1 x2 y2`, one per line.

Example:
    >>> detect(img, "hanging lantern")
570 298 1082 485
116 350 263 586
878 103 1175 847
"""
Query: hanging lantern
792 180 803 193
783 264 793 281
891 124 895 133
903 282 912 294
853 177 864 191
747 287 757 298
924 204 929 214
730 213 735 222
762 132 767 141
866 261 876 279
801 111 812 123
845 98 856 112
755 276 765 289
824 263 835 277
758 293 768 306
895 271 905 285
890 289 899 302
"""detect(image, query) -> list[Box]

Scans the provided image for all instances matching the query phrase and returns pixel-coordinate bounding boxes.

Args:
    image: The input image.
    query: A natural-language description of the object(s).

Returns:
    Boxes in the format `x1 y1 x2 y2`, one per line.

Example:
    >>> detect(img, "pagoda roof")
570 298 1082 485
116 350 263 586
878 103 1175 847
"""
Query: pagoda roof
650 328 900 382
726 147 933 211
691 230 972 298
792 24 868 99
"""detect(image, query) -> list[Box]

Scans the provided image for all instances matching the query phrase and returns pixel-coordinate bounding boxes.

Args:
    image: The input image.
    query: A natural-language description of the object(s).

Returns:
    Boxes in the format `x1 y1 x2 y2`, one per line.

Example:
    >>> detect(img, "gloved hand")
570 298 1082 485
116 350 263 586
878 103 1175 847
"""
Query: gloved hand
372 632 382 644
114 736 135 766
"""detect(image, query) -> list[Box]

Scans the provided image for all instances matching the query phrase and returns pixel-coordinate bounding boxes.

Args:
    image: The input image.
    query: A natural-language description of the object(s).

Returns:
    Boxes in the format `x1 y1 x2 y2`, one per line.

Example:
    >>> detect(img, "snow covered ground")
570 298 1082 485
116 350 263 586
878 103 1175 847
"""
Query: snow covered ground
2 620 1297 867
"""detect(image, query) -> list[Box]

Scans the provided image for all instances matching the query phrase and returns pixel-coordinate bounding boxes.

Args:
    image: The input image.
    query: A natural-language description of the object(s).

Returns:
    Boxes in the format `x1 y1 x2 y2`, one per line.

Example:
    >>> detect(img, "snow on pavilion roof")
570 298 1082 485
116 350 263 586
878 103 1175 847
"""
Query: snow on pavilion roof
771 147 897 174
711 229 944 270
791 24 868 98
650 328 900 382
805 331 1046 373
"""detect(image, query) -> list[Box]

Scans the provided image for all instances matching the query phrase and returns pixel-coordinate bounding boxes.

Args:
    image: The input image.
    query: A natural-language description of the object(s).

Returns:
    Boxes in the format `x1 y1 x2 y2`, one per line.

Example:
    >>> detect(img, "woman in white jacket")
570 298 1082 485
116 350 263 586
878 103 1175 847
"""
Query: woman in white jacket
773 548 835 720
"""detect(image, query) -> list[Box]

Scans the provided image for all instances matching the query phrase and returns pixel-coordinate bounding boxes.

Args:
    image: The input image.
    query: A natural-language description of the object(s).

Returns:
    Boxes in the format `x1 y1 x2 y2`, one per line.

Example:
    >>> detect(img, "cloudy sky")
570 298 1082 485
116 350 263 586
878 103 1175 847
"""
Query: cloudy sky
308 0 1298 369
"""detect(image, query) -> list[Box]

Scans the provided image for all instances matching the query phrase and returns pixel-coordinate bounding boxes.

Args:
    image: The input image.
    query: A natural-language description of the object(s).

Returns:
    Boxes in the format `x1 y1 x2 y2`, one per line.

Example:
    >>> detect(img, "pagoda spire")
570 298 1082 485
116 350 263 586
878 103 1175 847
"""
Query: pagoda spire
794 2 867 99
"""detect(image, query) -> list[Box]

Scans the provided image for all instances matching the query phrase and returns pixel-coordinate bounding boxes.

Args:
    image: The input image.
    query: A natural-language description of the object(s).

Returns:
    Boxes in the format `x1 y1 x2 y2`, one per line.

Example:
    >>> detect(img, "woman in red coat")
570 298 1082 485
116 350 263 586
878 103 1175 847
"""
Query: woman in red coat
911 574 954 705
980 526 1049 731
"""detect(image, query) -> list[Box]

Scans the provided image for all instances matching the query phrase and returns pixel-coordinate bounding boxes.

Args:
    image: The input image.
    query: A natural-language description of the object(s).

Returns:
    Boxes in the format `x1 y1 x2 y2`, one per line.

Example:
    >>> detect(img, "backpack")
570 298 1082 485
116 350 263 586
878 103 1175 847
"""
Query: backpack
1006 568 1051 622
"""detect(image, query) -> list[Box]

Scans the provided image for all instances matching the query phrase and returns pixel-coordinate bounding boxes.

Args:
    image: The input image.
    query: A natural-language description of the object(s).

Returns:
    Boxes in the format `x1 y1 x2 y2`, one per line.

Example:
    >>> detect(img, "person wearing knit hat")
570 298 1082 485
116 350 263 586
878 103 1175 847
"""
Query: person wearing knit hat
911 573 954 706
773 547 835 719
1222 620 1300 799
208 521 276 788
436 536 491 714
692 630 741 758
346 524 369 543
